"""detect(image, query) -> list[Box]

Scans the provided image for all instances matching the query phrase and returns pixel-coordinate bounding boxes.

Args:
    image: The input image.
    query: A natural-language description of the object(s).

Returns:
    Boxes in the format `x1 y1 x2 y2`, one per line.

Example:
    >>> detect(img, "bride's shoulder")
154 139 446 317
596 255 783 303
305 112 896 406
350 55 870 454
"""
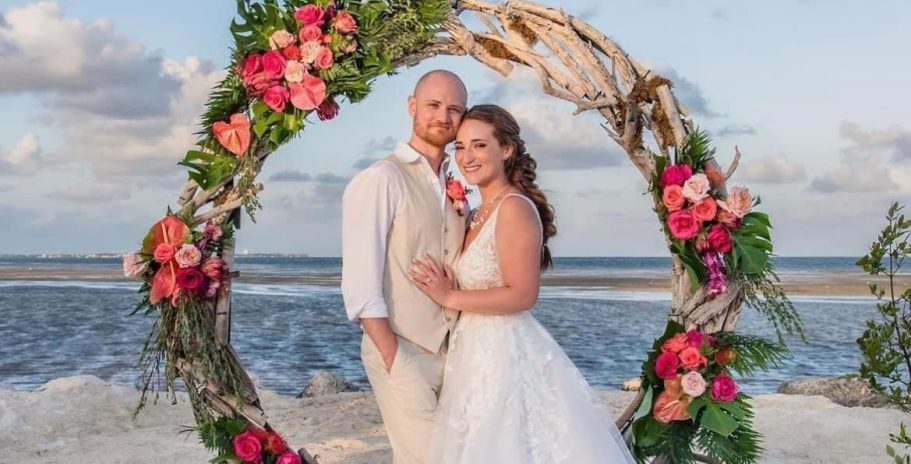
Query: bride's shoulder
496 193 541 231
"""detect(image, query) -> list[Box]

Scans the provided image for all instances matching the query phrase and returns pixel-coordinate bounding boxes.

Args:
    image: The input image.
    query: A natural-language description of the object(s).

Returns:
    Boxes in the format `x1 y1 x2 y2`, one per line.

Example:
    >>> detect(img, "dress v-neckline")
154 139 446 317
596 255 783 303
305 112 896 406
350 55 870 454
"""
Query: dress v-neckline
460 192 522 258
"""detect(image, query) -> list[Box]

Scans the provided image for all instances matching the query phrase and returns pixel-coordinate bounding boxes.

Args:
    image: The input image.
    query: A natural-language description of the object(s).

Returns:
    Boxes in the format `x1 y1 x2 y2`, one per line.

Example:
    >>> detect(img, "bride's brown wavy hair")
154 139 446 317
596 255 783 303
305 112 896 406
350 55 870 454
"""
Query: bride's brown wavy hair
462 104 557 269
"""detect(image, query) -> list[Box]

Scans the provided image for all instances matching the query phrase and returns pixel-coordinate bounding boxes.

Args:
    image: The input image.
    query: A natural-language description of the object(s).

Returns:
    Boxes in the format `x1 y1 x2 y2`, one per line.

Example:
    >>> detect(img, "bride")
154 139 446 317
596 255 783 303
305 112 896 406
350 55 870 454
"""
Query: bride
408 104 636 463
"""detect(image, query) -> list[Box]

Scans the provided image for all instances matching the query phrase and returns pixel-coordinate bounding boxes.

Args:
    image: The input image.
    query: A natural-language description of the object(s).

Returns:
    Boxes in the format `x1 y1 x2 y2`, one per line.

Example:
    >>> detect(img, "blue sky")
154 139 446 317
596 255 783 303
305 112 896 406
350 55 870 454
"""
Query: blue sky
0 0 908 256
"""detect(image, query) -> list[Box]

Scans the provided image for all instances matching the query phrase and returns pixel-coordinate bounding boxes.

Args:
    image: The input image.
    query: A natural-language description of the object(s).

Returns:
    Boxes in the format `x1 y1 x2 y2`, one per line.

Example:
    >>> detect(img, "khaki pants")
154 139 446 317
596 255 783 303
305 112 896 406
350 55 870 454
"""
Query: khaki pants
361 333 446 464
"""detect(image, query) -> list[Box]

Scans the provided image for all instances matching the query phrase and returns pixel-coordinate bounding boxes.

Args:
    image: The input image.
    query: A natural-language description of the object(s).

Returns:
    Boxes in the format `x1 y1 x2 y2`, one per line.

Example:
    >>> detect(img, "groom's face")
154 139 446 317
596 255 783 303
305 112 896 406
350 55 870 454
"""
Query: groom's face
408 74 467 148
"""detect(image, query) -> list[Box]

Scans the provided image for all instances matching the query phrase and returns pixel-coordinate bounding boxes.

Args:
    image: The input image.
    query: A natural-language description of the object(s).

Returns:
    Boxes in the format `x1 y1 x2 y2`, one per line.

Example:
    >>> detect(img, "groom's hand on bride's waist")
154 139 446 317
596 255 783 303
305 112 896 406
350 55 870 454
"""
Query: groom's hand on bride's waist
360 317 399 373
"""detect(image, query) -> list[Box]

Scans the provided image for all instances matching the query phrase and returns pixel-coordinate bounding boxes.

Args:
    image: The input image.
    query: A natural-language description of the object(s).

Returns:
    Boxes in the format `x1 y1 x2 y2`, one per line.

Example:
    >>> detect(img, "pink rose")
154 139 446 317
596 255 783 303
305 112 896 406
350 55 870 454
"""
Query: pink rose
707 224 733 253
299 41 321 64
153 243 177 264
263 84 290 112
298 25 323 43
176 267 205 293
661 333 688 354
277 451 302 464
686 329 706 348
682 173 711 203
282 44 302 61
122 253 147 279
718 186 752 218
711 373 738 402
233 430 263 463
695 235 711 253
678 347 708 370
269 30 296 49
262 50 287 81
332 11 357 33
691 197 717 222
284 60 306 83
659 164 693 188
240 53 263 80
681 371 707 397
654 351 680 380
315 46 334 70
317 97 339 121
201 257 225 281
289 74 326 110
174 244 202 268
717 209 742 230
667 209 700 240
662 184 685 212
294 5 324 27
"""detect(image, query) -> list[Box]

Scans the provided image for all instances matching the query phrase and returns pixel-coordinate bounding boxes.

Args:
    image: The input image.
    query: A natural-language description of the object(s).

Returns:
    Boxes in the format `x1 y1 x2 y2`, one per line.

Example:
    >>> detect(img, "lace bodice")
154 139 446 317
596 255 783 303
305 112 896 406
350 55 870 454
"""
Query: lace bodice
453 193 538 291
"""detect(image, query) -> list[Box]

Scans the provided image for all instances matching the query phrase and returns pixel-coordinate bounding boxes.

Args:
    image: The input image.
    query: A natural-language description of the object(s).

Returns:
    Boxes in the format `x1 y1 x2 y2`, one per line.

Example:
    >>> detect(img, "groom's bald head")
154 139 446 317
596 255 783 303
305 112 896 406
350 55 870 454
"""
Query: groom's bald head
413 70 468 103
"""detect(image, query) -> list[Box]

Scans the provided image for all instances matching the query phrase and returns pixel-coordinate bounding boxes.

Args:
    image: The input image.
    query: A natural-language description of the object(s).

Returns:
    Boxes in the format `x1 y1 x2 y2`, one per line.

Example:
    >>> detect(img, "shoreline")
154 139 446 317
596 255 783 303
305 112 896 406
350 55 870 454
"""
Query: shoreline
0 266 904 297
0 375 905 463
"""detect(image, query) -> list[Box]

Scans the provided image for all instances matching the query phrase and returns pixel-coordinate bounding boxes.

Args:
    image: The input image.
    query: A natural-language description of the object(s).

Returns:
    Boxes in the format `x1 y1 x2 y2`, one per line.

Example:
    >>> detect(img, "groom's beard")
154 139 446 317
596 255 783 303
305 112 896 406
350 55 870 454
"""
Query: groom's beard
414 122 456 147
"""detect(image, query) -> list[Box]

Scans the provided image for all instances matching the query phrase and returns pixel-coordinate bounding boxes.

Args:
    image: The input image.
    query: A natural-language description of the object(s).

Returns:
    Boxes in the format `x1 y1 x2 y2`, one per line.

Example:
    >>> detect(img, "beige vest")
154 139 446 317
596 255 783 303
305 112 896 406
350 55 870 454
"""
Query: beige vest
383 153 465 354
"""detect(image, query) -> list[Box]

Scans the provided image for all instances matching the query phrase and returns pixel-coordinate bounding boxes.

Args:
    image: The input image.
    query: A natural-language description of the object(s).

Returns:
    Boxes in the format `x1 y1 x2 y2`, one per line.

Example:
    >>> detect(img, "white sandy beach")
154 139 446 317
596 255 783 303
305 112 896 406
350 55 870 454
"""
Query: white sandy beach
0 375 905 463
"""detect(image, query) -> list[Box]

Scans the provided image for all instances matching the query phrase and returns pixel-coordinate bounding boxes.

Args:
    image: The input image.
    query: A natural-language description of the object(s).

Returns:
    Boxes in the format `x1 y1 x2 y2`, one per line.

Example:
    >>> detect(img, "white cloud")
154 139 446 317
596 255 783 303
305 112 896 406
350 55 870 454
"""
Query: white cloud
715 124 757 137
810 122 911 193
0 133 41 175
737 153 806 184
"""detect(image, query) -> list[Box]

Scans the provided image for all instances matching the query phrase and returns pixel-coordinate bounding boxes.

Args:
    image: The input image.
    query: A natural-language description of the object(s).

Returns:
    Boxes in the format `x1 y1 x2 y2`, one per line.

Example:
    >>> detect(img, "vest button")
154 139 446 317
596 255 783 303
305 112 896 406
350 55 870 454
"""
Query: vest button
444 249 449 255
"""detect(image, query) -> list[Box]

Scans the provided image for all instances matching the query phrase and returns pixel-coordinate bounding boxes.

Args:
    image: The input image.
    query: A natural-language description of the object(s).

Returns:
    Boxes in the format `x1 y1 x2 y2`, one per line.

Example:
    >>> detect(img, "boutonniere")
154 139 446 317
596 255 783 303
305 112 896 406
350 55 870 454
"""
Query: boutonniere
445 172 471 217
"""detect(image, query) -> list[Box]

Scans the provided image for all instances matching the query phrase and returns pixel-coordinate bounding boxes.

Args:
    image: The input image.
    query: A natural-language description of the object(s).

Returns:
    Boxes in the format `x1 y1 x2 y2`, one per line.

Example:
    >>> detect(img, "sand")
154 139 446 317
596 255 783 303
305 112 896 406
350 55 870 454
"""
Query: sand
0 375 905 463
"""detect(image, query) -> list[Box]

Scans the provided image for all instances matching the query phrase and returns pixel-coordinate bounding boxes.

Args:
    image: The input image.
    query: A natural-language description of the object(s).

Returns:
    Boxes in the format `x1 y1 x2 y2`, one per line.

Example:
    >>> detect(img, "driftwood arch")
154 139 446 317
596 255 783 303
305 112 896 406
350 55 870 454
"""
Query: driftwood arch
156 1 760 462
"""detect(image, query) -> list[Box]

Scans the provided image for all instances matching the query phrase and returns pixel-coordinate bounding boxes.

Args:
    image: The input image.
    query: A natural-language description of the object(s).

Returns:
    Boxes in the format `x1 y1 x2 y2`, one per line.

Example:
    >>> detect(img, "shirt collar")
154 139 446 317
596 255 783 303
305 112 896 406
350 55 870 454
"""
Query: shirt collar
394 141 451 173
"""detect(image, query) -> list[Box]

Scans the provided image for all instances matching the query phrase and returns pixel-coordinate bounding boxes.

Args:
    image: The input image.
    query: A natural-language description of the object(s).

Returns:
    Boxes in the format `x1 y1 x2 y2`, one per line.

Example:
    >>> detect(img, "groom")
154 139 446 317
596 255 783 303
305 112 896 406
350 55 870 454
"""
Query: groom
341 69 468 464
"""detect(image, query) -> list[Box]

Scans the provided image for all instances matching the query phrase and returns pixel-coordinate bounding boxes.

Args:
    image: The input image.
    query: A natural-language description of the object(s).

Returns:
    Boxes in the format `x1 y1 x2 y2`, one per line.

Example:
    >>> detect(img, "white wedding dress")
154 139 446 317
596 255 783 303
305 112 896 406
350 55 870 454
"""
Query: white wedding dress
428 194 637 464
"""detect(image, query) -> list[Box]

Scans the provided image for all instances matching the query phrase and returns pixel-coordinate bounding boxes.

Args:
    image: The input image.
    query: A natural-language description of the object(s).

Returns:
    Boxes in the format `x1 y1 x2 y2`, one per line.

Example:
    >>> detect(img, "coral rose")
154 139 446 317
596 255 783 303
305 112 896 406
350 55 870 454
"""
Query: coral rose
662 184 685 212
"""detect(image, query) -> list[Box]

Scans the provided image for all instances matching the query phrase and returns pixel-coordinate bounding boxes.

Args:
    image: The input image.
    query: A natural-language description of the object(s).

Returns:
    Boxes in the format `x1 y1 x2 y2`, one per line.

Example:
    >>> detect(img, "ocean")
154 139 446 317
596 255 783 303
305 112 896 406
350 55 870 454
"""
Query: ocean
0 256 879 396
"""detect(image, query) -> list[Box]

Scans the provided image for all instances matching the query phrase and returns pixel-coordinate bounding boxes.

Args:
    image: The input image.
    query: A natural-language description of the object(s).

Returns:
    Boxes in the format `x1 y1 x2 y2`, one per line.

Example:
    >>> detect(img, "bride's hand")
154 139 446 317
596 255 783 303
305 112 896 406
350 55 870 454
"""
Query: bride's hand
408 253 456 308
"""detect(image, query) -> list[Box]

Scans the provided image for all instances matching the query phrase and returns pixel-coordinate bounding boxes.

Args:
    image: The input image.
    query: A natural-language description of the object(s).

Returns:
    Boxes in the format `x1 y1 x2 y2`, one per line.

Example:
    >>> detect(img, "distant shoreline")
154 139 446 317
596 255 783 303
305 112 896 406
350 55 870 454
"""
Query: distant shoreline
0 265 905 297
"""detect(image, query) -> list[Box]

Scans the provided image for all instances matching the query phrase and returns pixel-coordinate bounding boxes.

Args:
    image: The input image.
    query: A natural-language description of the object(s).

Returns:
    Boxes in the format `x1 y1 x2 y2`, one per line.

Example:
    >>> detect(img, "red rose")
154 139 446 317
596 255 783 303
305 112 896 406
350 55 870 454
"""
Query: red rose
240 53 263 80
446 179 467 201
711 373 738 402
654 351 680 380
244 71 272 97
685 329 705 348
263 84 290 112
233 430 262 463
281 44 302 61
661 333 688 353
176 267 205 293
264 431 288 455
659 164 693 188
294 4 324 27
261 50 287 81
317 97 339 121
707 224 733 253
667 209 700 240
277 451 302 464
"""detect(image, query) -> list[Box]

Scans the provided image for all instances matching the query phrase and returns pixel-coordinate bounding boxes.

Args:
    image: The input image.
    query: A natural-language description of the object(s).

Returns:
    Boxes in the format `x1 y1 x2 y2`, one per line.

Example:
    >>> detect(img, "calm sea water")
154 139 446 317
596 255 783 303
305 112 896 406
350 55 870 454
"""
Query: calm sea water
0 256 877 396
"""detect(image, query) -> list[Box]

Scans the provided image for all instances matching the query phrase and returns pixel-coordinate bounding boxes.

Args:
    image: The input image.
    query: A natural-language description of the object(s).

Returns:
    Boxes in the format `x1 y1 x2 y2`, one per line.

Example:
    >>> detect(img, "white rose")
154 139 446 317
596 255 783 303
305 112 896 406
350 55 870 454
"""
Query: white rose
681 371 707 397
284 61 306 83
269 30 295 49
299 41 321 64
682 173 710 203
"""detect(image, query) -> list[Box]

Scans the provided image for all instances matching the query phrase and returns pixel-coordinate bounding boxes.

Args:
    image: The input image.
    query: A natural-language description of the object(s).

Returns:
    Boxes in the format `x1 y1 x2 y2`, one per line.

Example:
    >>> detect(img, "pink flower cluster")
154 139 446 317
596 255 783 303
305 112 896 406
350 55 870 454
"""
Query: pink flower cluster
133 216 228 307
651 327 739 424
237 3 356 118
232 427 302 464
658 163 754 296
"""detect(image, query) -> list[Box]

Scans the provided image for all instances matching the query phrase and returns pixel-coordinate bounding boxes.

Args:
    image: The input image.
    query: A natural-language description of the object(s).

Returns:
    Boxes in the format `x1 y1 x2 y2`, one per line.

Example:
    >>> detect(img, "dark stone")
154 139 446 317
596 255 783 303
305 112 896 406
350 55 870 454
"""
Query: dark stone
296 370 361 398
777 375 890 408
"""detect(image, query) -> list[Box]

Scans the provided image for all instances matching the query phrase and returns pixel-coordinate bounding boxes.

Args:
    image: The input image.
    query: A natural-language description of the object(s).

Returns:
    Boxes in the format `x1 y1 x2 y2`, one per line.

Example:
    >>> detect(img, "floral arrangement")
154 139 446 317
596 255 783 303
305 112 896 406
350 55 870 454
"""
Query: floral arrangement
200 417 304 464
630 320 788 463
651 130 803 338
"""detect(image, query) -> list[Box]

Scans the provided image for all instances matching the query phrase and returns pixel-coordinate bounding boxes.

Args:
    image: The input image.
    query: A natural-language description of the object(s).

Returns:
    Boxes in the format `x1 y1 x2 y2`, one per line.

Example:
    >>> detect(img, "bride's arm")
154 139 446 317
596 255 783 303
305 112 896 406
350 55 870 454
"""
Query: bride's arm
410 196 542 315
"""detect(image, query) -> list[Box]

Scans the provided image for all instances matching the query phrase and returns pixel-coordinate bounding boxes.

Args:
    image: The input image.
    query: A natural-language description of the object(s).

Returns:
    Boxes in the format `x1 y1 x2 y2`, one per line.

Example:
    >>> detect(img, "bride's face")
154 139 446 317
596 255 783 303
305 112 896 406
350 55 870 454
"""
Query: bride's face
453 119 511 187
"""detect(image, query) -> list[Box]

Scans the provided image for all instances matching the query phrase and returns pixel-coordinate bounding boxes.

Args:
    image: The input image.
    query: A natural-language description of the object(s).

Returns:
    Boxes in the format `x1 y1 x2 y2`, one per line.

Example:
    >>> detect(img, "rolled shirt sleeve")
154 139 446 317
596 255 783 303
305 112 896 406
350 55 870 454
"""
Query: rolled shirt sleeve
341 161 403 321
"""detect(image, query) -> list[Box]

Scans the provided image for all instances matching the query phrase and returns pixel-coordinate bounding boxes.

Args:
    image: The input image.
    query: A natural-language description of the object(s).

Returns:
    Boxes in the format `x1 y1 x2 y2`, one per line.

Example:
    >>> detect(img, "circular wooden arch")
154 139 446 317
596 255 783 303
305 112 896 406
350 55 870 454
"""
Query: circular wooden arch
139 1 773 462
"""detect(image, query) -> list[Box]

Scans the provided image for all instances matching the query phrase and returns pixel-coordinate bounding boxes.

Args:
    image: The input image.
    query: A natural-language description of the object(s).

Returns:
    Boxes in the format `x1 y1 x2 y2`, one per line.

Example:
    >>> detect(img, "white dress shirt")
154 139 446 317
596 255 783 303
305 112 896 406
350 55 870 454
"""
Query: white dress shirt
341 141 452 321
